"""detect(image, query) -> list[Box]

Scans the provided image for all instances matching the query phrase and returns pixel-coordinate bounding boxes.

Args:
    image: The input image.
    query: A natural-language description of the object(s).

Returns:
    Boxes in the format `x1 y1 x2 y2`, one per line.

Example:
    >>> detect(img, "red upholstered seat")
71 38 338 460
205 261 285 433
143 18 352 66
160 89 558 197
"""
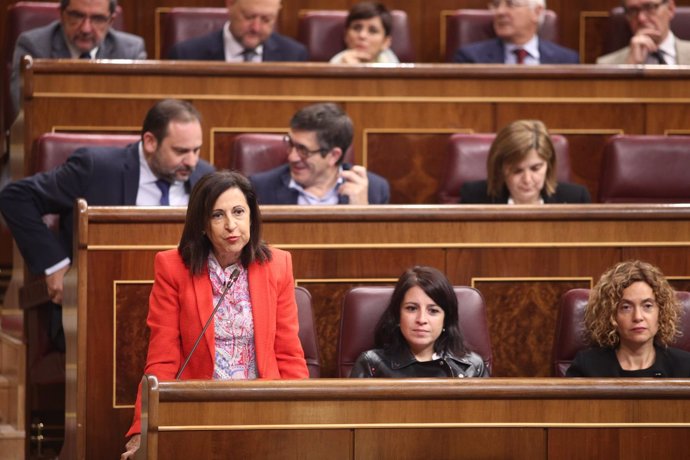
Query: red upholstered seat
336 286 493 377
552 289 690 376
3 2 125 132
598 135 690 203
231 133 354 176
295 286 321 378
443 9 559 62
437 133 570 204
156 7 228 59
31 132 139 229
297 9 414 62
32 132 139 173
601 7 690 57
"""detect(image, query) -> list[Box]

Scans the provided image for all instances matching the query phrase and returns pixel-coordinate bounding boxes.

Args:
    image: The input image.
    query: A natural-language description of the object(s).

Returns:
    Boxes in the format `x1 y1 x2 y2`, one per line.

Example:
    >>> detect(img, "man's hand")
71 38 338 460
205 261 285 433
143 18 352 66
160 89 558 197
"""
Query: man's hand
120 434 141 460
46 264 70 304
626 27 662 64
339 165 370 205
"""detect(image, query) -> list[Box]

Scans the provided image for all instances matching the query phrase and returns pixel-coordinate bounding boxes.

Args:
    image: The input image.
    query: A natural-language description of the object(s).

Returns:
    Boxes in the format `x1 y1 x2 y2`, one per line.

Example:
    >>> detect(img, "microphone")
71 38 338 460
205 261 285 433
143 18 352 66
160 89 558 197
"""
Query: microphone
176 267 240 380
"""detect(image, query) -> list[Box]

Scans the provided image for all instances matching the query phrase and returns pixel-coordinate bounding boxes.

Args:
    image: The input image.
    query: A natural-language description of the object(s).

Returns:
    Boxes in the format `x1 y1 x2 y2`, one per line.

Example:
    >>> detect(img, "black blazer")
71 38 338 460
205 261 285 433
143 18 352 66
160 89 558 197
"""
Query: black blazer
566 346 690 377
0 143 214 274
459 180 591 204
167 29 308 61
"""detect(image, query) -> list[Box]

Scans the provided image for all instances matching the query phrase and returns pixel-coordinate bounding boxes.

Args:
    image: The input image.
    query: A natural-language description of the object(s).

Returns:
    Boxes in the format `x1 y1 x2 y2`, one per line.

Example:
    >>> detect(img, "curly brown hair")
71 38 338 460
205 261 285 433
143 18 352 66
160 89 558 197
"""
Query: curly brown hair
584 260 681 348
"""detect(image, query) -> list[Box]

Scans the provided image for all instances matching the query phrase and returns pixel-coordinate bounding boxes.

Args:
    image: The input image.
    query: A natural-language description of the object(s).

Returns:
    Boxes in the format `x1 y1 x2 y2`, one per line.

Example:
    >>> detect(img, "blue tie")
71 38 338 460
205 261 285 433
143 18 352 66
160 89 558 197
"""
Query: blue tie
155 179 170 206
79 51 92 59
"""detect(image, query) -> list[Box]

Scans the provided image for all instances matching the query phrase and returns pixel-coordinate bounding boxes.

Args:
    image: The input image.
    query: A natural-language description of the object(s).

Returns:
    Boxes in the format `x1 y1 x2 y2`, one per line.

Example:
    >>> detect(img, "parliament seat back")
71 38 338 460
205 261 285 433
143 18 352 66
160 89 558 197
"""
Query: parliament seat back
156 7 228 59
297 9 414 62
32 132 139 229
552 289 690 376
337 286 492 377
231 133 354 176
437 133 570 204
598 135 690 203
295 286 321 378
601 6 690 57
443 9 559 61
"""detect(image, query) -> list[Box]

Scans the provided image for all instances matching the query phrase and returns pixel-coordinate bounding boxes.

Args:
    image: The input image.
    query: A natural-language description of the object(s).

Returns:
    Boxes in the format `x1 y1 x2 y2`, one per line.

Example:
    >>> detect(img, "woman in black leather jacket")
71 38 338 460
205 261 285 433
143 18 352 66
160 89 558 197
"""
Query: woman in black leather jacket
349 266 489 378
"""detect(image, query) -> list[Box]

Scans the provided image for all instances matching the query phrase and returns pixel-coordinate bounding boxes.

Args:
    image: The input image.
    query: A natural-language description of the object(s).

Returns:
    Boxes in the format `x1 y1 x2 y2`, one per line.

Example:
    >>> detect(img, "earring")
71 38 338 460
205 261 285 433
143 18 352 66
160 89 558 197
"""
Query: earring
442 328 446 332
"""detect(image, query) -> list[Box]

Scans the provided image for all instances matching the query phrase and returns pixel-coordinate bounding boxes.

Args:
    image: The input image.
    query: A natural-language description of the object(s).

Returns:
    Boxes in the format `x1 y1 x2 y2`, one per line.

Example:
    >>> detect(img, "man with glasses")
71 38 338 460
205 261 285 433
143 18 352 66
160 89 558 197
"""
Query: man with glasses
10 0 146 114
167 0 308 62
598 0 689 64
249 103 389 205
453 0 578 64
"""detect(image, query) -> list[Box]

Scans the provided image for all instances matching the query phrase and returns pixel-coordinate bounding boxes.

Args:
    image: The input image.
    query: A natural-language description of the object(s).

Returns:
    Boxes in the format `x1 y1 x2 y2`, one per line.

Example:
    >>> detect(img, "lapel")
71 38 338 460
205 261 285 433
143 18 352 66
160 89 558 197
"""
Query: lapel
248 261 275 376
51 24 72 58
122 143 140 205
485 39 506 64
96 32 115 58
192 265 216 361
262 34 278 61
278 168 299 204
676 38 690 65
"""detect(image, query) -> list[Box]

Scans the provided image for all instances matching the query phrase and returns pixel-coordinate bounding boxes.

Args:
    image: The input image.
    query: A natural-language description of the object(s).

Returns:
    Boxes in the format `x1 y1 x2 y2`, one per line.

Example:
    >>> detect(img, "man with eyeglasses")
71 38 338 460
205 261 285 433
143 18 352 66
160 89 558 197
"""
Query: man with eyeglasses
10 0 146 115
453 0 579 64
249 103 389 205
167 0 308 62
598 0 689 64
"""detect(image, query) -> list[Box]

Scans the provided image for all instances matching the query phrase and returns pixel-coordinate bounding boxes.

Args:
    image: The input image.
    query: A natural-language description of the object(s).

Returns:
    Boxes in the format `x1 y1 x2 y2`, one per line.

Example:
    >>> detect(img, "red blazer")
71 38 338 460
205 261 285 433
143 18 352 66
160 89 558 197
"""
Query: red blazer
127 247 308 436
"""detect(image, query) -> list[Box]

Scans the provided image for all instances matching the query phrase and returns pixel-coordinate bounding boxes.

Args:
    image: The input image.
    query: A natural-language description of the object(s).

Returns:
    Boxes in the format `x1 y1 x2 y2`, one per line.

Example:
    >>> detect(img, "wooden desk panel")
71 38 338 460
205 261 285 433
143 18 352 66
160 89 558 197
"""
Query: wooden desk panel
65 203 690 458
138 377 690 460
15 61 690 205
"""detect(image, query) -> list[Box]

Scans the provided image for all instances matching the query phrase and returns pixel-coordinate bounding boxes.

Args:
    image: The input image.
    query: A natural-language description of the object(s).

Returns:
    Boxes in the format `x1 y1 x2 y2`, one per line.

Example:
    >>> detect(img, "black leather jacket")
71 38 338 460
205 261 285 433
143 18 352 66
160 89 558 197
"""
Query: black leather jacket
349 347 489 378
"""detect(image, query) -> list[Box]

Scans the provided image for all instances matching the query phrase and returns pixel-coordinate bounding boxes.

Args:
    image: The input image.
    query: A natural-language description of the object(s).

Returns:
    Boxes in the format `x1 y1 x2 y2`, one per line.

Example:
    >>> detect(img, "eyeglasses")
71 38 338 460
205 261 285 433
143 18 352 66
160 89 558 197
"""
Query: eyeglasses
624 0 669 19
488 0 529 9
64 9 112 27
283 135 328 160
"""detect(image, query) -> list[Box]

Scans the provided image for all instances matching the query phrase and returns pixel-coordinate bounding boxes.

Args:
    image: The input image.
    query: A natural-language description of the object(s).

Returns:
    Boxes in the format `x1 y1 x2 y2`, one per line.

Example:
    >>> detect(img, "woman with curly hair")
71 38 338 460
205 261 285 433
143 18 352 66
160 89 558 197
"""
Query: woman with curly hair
567 260 690 377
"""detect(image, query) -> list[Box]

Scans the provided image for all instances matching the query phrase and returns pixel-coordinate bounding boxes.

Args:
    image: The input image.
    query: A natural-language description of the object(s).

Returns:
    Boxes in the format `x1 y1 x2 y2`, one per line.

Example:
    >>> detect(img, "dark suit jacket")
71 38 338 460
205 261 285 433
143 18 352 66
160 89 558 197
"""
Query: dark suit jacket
127 248 308 436
453 37 579 64
566 346 690 377
0 143 214 274
11 20 146 114
459 180 591 204
249 163 390 205
167 29 308 61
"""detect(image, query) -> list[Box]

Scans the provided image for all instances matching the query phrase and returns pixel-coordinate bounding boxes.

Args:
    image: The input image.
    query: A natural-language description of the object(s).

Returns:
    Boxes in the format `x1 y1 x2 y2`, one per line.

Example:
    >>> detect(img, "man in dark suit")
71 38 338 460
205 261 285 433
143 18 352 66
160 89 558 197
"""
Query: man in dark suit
453 0 578 64
167 0 308 62
250 103 389 205
0 99 214 305
10 0 146 115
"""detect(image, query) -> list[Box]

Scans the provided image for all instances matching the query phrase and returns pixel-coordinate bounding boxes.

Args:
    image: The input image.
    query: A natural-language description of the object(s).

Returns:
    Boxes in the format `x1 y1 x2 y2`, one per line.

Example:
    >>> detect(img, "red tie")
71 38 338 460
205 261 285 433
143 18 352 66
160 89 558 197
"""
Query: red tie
514 48 528 64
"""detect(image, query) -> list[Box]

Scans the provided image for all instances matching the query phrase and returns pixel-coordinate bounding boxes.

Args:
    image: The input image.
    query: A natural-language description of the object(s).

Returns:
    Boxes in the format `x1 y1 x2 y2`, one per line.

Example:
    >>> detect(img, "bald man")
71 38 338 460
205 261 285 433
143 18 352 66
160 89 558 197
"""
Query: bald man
167 0 308 62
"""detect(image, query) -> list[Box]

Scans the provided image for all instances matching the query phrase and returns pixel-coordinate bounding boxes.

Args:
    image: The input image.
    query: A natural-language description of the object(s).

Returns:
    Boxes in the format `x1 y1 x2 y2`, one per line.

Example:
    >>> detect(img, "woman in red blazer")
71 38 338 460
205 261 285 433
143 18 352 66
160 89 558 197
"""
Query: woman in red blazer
122 171 308 459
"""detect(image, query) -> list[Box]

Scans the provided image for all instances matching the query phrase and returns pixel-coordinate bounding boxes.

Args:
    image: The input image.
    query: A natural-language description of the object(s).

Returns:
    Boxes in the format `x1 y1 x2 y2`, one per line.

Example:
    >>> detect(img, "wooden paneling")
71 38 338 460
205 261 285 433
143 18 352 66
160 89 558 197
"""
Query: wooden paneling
137 377 690 460
14 61 690 206
64 203 690 458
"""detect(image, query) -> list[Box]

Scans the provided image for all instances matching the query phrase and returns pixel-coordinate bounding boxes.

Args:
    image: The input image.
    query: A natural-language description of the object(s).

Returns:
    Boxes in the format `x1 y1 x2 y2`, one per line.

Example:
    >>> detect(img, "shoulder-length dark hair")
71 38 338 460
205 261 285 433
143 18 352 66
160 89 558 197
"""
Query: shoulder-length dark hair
178 170 271 275
374 266 467 356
